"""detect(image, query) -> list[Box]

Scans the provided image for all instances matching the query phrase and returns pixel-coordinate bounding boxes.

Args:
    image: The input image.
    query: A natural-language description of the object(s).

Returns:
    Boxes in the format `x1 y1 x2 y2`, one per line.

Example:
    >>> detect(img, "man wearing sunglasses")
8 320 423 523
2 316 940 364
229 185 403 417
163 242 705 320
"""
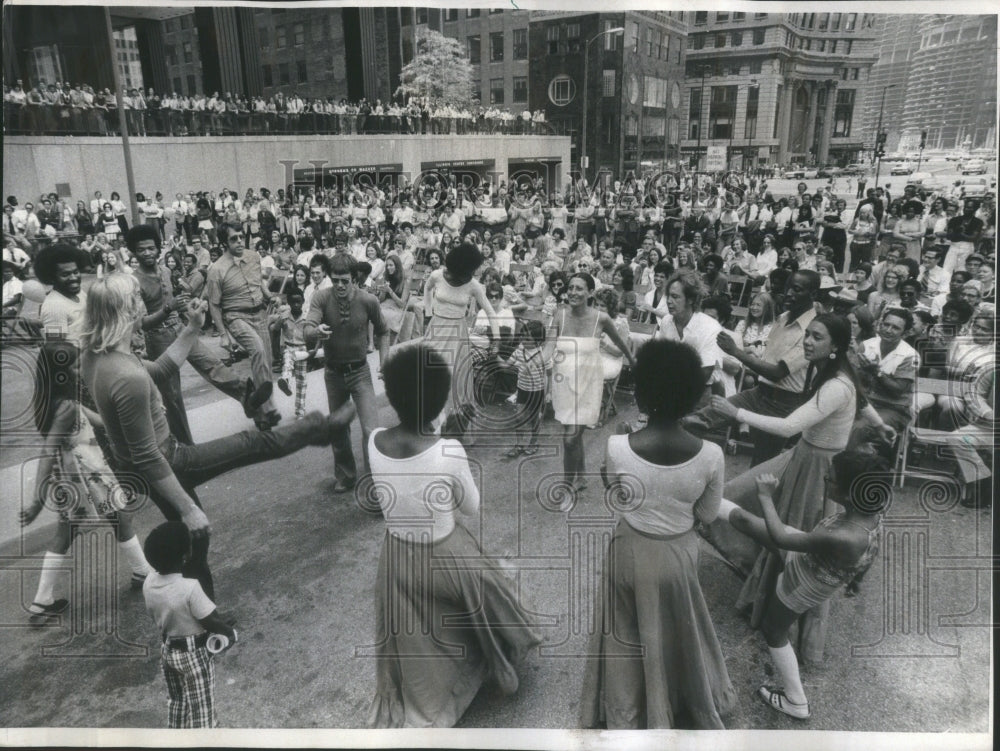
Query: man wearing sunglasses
206 224 279 429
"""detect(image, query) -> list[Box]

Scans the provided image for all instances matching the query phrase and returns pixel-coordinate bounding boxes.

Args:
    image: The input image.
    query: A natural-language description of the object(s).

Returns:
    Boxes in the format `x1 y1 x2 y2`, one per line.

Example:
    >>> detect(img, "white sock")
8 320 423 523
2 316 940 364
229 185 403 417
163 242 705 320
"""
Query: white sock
118 535 153 576
718 498 740 523
32 551 70 607
768 643 807 705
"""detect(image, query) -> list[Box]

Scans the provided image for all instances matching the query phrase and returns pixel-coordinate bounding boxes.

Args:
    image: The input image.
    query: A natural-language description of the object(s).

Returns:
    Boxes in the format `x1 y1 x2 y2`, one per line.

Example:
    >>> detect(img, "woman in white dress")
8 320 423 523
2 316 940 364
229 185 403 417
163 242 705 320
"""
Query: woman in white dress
546 273 635 494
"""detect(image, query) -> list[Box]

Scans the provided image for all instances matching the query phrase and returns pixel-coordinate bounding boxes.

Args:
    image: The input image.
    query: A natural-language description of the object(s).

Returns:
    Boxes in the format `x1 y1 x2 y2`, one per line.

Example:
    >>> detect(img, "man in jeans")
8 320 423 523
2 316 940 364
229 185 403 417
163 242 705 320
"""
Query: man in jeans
304 254 389 494
127 226 265 443
682 270 821 466
206 224 280 430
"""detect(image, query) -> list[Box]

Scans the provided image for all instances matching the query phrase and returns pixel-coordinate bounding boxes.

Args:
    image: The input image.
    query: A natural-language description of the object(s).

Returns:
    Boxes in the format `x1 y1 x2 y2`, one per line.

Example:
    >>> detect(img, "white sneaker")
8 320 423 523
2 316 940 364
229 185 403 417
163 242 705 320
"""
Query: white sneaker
757 685 810 720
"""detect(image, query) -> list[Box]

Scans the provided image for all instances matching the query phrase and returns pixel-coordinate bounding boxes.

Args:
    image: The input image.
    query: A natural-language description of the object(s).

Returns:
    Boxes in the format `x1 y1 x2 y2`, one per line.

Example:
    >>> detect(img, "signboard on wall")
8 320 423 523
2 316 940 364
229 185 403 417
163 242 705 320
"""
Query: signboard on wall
705 145 727 172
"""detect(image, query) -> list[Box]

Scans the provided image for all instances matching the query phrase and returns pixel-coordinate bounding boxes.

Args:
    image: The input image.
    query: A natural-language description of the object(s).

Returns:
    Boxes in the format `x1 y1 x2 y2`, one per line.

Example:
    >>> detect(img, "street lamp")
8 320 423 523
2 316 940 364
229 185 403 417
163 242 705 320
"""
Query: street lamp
581 26 625 173
746 80 759 173
873 84 895 190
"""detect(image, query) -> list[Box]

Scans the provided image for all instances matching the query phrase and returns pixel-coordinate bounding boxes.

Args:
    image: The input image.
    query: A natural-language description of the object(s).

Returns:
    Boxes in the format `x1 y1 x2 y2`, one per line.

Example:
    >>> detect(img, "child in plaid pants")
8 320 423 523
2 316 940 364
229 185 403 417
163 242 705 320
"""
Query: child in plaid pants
142 522 237 729
500 319 547 457
271 291 311 418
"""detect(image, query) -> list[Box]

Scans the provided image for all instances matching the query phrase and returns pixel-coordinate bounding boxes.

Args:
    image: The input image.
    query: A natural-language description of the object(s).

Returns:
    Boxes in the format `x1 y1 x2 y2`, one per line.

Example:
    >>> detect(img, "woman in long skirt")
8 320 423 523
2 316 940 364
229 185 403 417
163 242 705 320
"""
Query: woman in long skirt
704 314 894 664
581 339 736 729
367 343 541 727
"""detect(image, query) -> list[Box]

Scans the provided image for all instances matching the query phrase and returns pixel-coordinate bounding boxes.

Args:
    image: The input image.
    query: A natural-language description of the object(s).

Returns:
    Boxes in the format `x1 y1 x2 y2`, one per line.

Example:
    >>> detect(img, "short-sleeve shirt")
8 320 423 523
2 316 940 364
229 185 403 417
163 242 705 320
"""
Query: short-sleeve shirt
205 250 266 312
143 572 216 638
656 311 723 370
40 289 87 343
759 307 817 393
306 286 387 364
861 336 918 415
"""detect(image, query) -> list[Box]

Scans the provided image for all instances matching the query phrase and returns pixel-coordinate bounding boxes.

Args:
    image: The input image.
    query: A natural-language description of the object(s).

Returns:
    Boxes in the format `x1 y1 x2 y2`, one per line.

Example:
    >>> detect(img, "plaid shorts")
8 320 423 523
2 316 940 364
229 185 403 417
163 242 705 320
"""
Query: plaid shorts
161 641 217 728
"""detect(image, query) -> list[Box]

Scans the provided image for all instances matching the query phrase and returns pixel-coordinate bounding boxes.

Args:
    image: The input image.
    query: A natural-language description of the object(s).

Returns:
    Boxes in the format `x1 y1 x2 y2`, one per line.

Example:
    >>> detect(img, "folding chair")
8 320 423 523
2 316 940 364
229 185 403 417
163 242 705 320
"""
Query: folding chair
727 272 753 307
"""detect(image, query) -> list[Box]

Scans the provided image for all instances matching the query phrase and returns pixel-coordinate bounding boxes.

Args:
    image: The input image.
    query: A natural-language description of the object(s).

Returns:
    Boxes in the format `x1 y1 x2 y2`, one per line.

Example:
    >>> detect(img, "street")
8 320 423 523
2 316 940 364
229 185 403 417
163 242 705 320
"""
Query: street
0 339 991 732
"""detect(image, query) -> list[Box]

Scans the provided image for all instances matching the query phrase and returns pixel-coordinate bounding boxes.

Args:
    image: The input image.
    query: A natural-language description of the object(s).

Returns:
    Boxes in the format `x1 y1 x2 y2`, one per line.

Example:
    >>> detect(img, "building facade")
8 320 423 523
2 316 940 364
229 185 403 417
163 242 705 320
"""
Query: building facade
253 7 349 101
681 10 879 168
859 15 919 155
899 15 997 153
528 11 688 176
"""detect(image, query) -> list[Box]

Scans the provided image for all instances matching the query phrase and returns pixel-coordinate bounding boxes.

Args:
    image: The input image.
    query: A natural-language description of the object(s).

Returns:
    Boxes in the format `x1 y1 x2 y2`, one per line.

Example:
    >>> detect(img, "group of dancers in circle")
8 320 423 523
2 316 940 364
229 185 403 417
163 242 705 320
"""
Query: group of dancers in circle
21 236 892 729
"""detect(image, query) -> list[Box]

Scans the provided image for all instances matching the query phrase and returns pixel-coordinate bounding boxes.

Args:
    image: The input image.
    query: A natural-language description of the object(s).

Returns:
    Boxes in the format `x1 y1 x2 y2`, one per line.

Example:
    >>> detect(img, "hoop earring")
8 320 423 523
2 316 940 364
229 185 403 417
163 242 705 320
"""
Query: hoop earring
829 352 837 360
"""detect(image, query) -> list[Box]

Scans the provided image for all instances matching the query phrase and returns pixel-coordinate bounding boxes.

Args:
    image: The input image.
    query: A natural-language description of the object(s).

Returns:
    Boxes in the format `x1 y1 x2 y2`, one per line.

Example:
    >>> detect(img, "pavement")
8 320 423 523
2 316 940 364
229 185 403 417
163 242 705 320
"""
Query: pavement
0 334 992 738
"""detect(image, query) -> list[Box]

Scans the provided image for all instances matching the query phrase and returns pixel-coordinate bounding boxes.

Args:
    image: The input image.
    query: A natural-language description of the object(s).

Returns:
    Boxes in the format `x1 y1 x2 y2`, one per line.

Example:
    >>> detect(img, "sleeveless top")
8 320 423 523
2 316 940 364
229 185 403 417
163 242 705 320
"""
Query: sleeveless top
796 512 881 587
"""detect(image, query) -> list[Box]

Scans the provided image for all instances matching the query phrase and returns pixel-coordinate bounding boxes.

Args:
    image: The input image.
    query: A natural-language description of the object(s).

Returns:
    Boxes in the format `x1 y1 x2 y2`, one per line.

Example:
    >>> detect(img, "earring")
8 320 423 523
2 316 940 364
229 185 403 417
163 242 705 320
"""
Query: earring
829 352 837 360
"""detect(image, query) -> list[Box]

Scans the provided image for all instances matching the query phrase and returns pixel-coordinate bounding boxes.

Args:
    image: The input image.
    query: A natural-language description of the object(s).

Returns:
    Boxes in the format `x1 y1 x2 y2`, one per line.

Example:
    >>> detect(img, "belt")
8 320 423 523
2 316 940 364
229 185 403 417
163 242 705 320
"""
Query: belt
163 633 209 652
327 359 367 373
224 304 264 315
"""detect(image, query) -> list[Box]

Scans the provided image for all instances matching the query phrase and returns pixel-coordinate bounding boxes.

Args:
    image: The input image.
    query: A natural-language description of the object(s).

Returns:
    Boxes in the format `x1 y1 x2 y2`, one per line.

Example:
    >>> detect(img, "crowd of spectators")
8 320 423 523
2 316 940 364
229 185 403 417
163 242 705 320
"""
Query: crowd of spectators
4 80 550 137
4 168 996 503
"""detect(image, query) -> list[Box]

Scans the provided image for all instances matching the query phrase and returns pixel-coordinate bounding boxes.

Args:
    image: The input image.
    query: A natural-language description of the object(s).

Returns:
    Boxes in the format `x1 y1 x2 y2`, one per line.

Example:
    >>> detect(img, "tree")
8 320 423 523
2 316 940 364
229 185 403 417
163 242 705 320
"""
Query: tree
395 28 474 108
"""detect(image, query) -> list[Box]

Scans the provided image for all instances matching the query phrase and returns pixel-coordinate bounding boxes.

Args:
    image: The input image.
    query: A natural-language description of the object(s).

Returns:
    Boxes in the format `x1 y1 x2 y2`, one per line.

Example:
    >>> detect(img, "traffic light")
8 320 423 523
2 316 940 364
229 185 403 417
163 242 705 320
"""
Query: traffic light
875 131 887 158
920 130 927 150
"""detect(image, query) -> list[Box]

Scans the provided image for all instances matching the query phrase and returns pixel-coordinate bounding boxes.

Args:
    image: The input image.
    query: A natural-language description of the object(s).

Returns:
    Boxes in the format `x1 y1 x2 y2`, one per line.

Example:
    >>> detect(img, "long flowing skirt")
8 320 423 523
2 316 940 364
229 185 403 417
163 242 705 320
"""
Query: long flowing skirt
368 526 542 728
425 315 475 411
580 522 737 729
704 439 841 664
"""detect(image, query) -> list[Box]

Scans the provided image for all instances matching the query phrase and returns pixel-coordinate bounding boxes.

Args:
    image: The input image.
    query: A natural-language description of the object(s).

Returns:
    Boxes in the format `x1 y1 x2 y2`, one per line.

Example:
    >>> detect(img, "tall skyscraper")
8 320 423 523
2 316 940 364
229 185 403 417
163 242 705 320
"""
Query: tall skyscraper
860 15 919 154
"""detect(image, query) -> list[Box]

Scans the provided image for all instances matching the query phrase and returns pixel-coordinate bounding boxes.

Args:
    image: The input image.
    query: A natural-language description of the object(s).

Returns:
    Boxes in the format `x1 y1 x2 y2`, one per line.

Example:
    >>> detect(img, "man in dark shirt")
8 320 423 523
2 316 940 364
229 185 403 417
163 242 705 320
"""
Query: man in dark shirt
304 253 389 493
943 199 984 276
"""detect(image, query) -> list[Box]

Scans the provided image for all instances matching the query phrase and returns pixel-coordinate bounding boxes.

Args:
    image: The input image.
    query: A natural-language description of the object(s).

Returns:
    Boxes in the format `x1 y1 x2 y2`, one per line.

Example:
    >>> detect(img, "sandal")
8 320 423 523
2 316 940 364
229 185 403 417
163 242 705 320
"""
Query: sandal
505 447 524 459
28 599 69 626
757 685 810 720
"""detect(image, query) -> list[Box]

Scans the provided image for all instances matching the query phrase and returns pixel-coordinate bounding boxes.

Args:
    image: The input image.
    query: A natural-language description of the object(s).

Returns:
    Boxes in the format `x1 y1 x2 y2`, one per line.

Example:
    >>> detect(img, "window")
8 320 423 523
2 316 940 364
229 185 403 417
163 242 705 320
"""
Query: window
753 28 765 45
183 41 193 62
818 13 829 30
715 33 726 48
727 64 742 76
490 8 503 14
627 21 639 53
278 62 290 85
644 76 667 108
716 11 729 22
467 9 480 18
415 9 428 24
745 85 759 140
262 64 273 87
567 23 580 39
186 74 196 94
444 9 458 22
844 40 852 54
750 60 763 74
490 32 504 62
734 12 746 21
166 44 176 65
602 69 616 97
817 39 826 52
845 13 856 31
709 85 737 139
833 89 855 137
490 78 504 105
692 34 705 50
296 60 307 82
755 13 768 20
694 11 707 25
850 67 859 80
830 13 841 31
625 115 638 137
547 26 559 55
732 31 742 46
512 76 528 104
548 74 575 106
689 86 702 127
513 28 527 59
276 27 286 48
468 35 481 64
172 76 182 94
603 113 615 144
830 40 838 54
293 23 304 45
647 27 654 56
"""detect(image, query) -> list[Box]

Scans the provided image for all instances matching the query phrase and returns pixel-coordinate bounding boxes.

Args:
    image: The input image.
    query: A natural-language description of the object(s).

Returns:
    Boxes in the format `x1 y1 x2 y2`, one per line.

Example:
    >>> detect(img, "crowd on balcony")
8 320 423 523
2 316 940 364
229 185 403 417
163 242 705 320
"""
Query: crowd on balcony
3 80 550 137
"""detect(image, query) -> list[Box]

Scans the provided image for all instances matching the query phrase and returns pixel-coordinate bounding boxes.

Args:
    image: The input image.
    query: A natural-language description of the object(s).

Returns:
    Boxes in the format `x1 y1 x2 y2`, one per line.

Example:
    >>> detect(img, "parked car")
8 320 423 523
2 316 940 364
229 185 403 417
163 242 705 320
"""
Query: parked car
816 166 844 178
890 162 914 176
945 152 965 161
955 177 990 198
961 159 987 175
844 163 869 175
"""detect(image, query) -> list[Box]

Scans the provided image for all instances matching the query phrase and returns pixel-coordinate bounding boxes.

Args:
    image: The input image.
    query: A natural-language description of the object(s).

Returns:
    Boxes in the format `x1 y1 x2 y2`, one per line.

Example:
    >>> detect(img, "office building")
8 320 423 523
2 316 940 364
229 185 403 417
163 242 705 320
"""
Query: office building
528 11 688 175
859 15 918 154
681 11 879 168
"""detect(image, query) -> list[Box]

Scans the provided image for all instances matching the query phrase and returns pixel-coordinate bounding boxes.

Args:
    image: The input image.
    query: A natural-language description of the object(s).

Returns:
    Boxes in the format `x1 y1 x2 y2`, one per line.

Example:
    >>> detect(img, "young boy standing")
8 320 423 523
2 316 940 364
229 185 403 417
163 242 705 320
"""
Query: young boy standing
271 290 311 418
143 521 237 729
501 319 547 457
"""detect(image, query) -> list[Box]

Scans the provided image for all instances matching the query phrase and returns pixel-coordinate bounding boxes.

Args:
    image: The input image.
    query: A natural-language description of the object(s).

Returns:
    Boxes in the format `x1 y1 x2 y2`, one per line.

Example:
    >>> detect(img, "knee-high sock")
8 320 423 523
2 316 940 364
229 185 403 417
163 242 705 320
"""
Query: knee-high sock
768 643 807 705
32 551 70 607
118 535 153 576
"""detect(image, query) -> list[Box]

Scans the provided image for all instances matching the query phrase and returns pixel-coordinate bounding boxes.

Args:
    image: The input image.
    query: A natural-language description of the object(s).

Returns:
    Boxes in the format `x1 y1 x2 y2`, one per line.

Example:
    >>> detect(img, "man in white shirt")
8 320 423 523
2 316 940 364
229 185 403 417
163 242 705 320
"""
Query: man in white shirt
917 247 950 297
303 255 333 315
655 269 723 387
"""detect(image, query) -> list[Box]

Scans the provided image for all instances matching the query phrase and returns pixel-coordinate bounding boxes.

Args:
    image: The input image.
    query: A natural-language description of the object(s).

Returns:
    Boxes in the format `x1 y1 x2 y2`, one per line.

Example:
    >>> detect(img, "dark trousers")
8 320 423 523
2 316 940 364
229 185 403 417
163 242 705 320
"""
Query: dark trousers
684 383 806 466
